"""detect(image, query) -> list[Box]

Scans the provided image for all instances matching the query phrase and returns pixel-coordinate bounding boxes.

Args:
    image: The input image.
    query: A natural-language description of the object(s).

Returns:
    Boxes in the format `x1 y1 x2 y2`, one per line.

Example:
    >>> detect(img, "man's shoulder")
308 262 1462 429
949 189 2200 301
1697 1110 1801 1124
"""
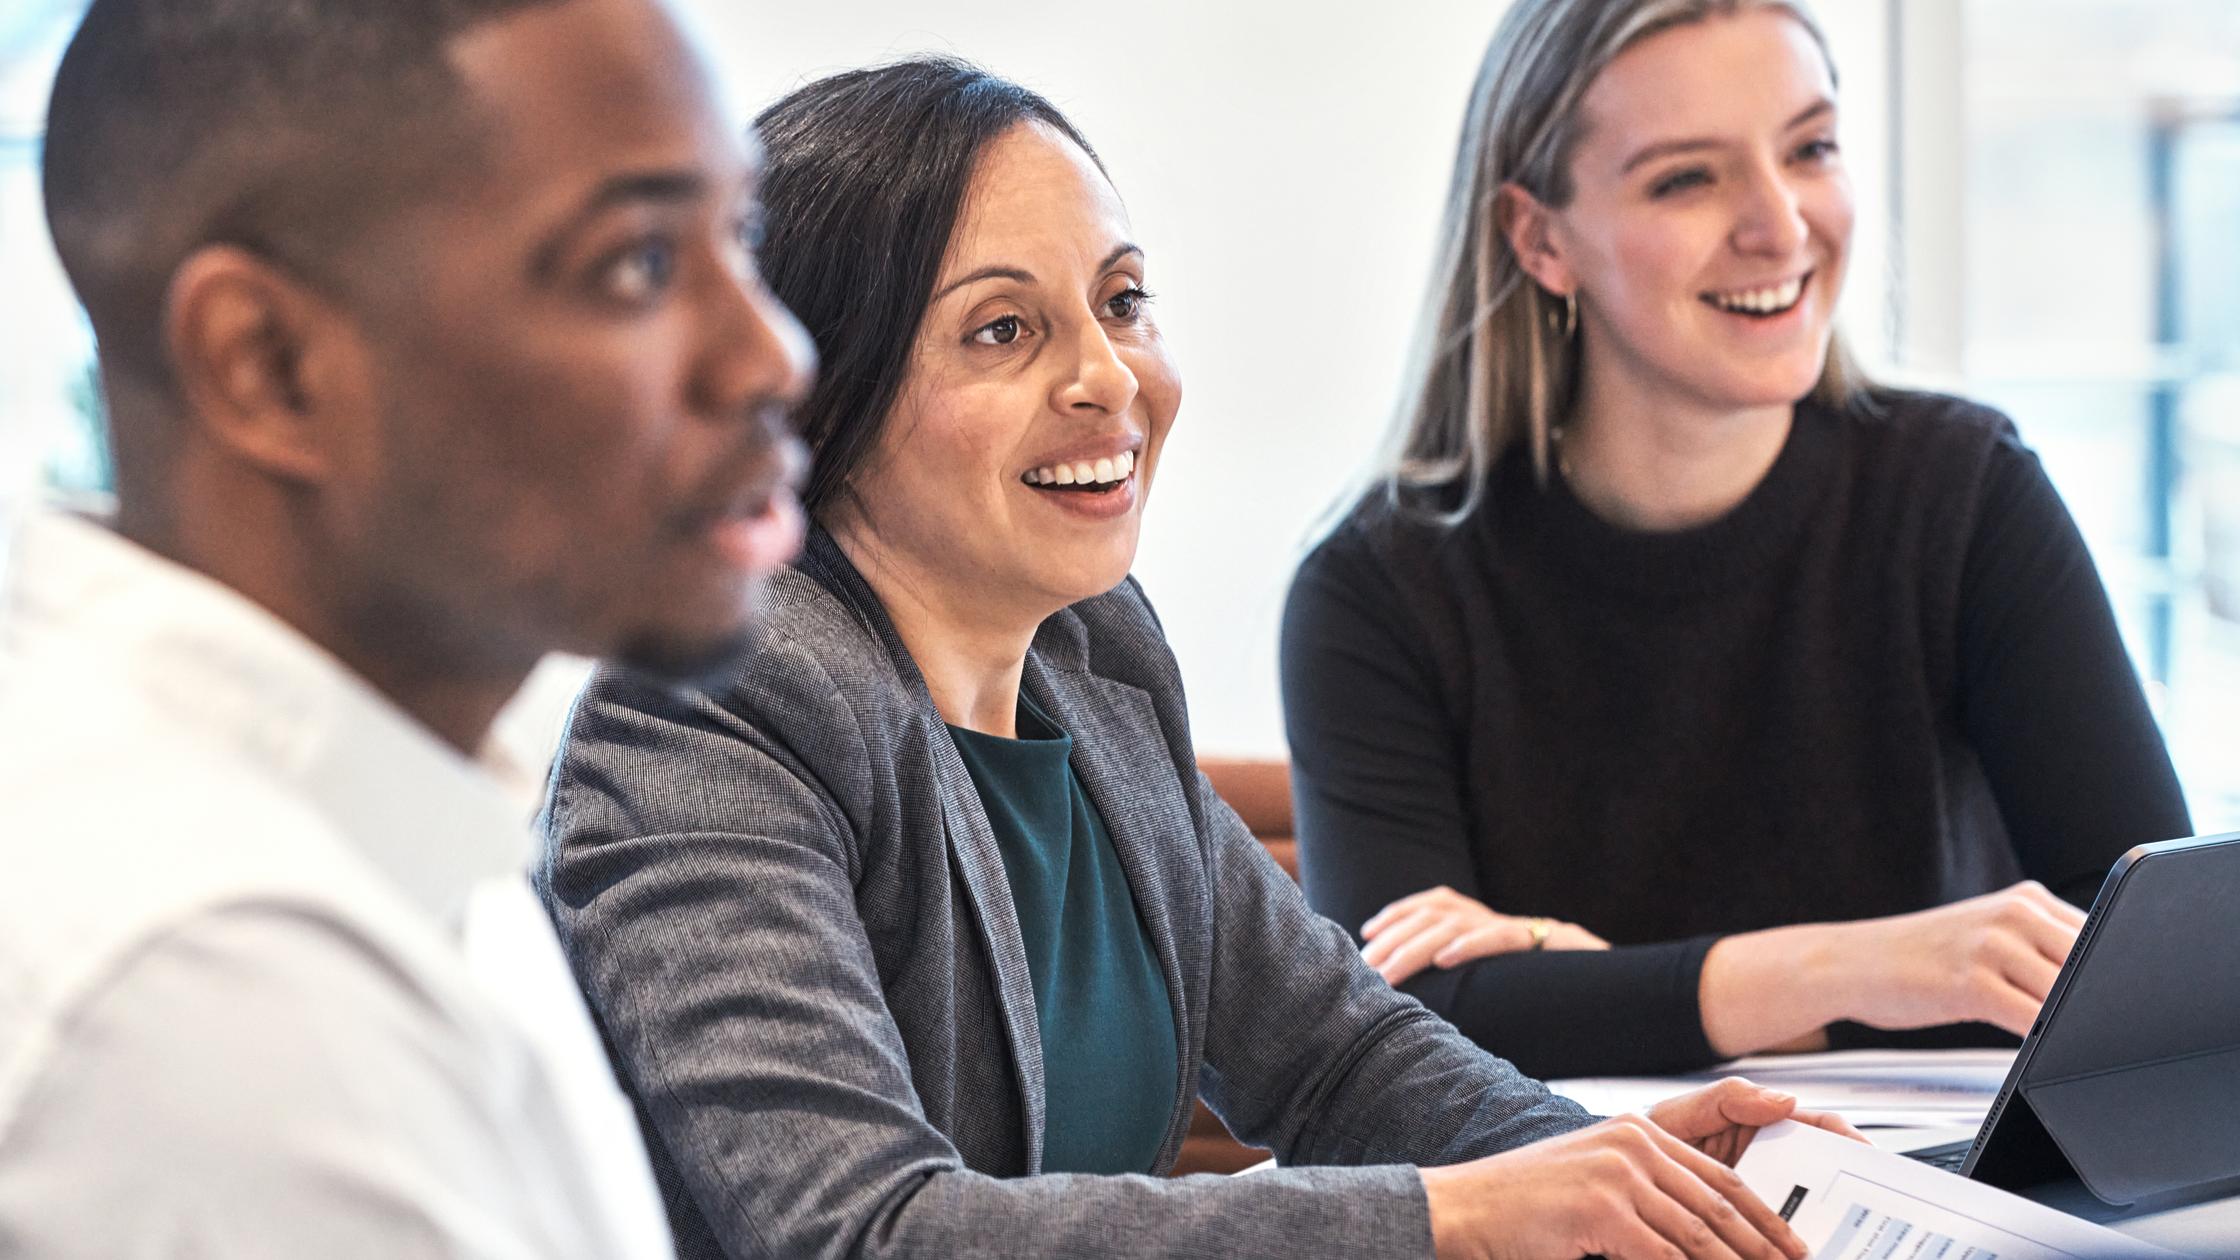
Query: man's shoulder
0 906 569 1257
0 702 483 1123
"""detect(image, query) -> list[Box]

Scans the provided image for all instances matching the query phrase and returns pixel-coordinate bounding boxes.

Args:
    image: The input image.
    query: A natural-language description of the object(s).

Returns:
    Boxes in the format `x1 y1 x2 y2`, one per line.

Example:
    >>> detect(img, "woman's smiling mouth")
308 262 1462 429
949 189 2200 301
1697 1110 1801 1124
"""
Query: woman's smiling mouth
1022 448 1137 492
1701 272 1810 317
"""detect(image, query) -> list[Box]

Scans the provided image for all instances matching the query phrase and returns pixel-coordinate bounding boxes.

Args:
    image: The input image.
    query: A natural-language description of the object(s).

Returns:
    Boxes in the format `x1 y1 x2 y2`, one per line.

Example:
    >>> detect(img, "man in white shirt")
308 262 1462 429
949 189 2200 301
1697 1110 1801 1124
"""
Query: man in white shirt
0 0 811 1253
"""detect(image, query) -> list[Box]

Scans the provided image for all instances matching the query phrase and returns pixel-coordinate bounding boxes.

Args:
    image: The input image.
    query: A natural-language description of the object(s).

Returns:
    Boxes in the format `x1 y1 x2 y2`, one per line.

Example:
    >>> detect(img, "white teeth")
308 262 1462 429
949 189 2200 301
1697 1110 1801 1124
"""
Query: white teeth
1021 450 1139 488
1710 276 1805 314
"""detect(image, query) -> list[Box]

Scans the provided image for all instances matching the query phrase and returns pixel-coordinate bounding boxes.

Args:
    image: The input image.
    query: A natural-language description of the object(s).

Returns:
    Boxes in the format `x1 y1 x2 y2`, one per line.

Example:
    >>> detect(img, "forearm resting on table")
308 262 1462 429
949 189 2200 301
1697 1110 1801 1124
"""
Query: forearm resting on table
1698 924 1841 1059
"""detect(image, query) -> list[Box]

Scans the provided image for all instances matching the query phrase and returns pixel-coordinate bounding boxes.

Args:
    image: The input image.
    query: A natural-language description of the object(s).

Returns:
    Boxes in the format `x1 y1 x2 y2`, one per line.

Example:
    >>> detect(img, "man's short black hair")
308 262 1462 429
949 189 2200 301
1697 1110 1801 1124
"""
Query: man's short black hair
42 0 568 393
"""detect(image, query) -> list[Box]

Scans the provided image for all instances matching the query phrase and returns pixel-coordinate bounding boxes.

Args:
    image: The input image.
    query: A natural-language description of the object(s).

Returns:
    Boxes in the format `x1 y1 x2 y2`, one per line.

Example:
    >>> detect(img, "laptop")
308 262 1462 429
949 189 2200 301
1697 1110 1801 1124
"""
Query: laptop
1900 832 2240 1208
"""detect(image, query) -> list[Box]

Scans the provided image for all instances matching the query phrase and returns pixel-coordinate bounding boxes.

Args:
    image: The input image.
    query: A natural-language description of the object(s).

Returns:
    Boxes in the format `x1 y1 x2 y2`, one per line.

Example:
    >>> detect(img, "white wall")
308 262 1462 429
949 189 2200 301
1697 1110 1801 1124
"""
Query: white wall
0 0 1900 762
680 0 1898 757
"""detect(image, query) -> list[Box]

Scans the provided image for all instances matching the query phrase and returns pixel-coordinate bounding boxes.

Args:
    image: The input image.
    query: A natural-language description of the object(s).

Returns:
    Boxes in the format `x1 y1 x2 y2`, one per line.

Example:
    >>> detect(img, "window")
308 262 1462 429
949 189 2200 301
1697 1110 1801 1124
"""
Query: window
0 1 102 519
1949 0 2240 826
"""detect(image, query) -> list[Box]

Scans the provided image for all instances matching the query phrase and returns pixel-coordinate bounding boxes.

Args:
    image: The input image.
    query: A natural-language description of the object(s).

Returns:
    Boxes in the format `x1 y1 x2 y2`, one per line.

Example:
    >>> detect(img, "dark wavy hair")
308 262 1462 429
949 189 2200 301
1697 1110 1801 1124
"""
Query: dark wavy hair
753 58 1101 519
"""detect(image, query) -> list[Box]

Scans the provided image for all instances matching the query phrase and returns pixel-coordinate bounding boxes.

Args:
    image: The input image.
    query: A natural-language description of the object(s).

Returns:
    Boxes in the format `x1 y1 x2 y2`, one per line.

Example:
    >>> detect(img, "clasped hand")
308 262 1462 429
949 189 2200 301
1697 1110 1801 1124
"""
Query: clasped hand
1361 885 1609 986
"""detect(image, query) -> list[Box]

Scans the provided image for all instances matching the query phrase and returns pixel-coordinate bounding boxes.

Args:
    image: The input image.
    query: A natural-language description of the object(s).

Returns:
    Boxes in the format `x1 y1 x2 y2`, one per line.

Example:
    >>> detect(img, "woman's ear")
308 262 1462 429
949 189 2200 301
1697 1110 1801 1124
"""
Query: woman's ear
163 244 361 484
1494 182 1575 298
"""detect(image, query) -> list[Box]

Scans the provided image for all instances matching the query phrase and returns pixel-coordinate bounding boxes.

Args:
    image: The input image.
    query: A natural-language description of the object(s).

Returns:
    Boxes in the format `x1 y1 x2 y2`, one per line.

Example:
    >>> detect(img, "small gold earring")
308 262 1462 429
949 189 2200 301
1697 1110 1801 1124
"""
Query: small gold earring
1546 289 1578 340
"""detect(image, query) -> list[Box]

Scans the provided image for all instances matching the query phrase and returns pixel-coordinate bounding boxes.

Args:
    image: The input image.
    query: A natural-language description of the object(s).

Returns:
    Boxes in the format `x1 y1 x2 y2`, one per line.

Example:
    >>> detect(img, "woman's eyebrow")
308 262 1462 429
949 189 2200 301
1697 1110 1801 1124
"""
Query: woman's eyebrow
931 243 1144 304
1618 97 1838 175
933 265 1035 303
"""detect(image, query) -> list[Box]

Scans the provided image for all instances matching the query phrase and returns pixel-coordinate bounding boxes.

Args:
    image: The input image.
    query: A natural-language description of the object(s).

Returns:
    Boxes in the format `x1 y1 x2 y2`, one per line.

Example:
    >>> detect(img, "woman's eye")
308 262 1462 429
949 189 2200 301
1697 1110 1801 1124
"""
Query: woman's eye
971 314 1023 346
1650 168 1713 198
604 239 677 302
1104 286 1154 320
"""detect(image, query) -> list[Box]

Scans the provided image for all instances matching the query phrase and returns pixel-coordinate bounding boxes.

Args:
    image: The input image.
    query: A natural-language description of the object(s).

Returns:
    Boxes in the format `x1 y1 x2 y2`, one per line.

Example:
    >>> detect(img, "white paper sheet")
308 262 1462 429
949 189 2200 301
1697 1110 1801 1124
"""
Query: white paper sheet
1735 1120 2179 1259
1550 1049 2013 1129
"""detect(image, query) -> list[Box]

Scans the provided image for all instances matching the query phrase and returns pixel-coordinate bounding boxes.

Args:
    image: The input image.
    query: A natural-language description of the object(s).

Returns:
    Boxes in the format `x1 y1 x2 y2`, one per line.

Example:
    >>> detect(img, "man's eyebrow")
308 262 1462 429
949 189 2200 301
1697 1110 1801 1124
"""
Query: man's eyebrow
531 170 713 278
929 242 1145 304
1617 98 1837 175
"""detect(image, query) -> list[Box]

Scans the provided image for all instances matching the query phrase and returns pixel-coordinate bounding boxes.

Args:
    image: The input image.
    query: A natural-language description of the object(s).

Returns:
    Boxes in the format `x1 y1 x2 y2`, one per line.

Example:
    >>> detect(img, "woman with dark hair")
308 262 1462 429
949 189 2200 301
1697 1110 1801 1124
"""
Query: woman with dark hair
539 57 1846 1260
1281 0 2191 1080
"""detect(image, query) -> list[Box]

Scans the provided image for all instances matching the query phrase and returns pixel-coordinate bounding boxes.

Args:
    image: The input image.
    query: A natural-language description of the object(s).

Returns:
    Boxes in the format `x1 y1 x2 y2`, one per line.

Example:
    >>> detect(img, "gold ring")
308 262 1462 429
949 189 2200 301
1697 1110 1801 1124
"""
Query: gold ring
1526 917 1554 950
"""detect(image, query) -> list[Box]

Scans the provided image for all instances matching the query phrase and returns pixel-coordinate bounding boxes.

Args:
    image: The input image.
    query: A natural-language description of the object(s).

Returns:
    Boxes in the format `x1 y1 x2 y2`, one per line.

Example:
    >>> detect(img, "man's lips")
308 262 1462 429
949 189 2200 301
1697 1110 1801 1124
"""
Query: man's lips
683 435 809 574
701 488 804 576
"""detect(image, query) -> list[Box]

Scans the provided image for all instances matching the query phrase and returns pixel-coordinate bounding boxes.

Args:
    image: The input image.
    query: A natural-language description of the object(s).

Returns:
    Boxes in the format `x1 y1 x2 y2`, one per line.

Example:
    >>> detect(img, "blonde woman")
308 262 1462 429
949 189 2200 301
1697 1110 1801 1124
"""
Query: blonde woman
1282 0 2189 1079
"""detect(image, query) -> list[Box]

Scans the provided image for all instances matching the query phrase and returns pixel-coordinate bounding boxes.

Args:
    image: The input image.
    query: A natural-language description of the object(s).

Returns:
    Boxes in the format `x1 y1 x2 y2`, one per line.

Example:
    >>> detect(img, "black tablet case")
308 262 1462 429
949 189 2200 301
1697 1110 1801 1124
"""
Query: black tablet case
1965 833 2240 1205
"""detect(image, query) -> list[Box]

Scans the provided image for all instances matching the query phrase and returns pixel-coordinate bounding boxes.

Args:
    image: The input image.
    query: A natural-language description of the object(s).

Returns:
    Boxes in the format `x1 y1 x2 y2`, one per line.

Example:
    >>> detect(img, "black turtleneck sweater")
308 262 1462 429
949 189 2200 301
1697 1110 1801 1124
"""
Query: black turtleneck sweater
1280 390 2192 1079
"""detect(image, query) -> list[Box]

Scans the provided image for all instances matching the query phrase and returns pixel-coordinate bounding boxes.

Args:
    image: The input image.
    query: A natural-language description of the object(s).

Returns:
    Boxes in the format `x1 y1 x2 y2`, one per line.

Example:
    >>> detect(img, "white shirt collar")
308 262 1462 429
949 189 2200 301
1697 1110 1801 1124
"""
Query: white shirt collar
1 506 527 929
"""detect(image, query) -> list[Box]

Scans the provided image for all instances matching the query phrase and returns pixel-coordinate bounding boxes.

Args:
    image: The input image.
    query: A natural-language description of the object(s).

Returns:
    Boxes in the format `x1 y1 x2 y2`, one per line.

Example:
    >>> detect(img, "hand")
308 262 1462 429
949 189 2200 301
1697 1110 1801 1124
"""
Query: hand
1360 885 1609 986
1699 880 2089 1057
1647 1077 1867 1167
1421 1110 1808 1260
1829 880 2086 1037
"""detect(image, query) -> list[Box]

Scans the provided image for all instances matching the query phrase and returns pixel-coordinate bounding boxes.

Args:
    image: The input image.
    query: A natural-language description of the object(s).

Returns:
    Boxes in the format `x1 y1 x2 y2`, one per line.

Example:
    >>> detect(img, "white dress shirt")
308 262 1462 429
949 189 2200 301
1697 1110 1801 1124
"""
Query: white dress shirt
0 508 674 1258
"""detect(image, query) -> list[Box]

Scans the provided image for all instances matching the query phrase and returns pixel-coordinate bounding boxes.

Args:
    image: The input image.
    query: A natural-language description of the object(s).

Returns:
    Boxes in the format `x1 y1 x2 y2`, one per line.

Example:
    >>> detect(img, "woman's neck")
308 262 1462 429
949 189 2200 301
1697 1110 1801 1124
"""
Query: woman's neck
1558 370 1796 533
828 526 1044 738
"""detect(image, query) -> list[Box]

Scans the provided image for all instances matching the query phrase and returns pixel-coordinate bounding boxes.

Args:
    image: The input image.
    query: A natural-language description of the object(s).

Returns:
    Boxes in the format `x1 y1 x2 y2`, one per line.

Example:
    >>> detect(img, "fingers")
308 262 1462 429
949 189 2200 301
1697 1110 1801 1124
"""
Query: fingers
1631 1173 1753 1260
1977 974 2047 1037
1791 1107 1868 1143
2008 879 2088 931
1359 906 1433 966
1989 931 2063 1004
1706 1079 1798 1132
1370 919 1478 986
1647 1080 1793 1146
1363 911 1472 985
1635 1120 1807 1260
1361 886 1452 939
1432 920 1533 967
1551 921 1613 950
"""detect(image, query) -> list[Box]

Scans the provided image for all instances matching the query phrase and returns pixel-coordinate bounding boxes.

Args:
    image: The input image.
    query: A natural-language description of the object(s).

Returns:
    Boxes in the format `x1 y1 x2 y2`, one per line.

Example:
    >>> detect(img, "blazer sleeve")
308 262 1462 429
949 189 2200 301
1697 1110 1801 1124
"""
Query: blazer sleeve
1189 766 1597 1163
542 643 1509 1260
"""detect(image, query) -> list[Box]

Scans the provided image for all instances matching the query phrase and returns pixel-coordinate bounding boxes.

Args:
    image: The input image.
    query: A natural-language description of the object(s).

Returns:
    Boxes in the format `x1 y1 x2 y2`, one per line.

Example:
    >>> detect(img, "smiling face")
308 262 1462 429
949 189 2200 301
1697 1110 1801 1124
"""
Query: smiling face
1514 8 1852 420
332 0 814 678
829 120 1181 628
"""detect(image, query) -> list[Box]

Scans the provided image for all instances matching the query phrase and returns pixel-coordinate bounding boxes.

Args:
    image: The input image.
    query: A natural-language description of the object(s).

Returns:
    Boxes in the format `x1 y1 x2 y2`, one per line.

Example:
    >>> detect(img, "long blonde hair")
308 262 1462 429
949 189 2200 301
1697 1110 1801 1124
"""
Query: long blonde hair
1381 0 1867 521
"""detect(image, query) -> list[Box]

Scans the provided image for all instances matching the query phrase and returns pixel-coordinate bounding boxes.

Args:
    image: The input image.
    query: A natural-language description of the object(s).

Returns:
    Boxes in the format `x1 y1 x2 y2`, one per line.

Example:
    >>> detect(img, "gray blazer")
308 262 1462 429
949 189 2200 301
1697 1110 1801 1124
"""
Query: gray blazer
538 530 1590 1260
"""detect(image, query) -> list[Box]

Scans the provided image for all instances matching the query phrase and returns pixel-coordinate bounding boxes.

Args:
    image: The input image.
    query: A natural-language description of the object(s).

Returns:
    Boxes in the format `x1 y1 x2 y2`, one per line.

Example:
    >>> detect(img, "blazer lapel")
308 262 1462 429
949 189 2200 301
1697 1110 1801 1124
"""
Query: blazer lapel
1023 657 1206 1171
929 727 1048 1170
797 528 1047 1168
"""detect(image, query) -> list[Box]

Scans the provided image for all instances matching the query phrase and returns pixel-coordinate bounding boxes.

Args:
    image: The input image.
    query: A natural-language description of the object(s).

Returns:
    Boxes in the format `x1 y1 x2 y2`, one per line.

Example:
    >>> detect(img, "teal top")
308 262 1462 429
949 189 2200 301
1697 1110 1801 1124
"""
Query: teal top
945 694 1179 1175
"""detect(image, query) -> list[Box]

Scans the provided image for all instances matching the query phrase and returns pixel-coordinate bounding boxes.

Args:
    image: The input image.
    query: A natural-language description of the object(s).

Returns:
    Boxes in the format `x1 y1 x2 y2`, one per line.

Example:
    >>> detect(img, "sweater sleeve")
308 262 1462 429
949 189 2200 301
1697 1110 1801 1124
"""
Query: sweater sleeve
1281 530 1722 1078
1953 432 2193 906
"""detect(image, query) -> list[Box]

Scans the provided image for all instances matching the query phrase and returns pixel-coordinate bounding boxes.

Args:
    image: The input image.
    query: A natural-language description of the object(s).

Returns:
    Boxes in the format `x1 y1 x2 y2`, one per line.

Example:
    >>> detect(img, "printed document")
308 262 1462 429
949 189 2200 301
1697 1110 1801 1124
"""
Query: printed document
1734 1121 2179 1259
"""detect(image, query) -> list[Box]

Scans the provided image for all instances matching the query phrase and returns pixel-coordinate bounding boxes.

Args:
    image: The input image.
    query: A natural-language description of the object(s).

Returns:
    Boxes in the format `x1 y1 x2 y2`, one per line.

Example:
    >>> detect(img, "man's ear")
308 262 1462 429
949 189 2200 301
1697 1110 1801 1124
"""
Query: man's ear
1494 182 1576 299
163 245 362 484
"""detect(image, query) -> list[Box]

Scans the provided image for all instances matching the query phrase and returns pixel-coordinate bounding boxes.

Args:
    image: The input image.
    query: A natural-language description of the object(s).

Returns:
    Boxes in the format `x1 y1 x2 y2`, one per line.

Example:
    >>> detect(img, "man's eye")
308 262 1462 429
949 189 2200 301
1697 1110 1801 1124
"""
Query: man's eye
1795 137 1840 164
971 315 1022 346
605 239 677 302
